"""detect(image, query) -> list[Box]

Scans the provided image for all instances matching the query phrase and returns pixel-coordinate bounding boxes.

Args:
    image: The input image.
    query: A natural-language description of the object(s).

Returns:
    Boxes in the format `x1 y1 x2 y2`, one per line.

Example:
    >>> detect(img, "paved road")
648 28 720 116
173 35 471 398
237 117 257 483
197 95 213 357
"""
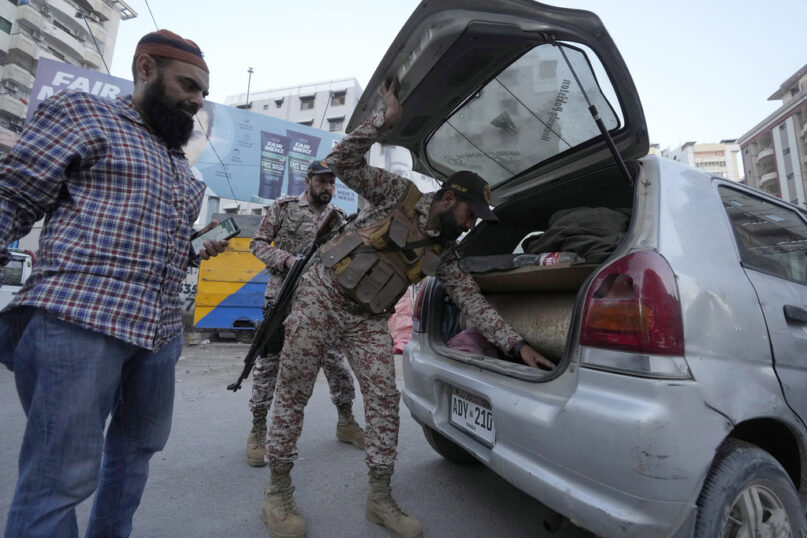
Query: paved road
1 341 597 537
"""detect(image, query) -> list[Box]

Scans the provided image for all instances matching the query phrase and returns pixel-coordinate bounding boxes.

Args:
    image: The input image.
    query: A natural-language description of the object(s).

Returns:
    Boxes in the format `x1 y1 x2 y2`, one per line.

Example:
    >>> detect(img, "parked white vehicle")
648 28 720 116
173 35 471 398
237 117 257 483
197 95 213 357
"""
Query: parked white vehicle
352 1 807 537
0 249 33 311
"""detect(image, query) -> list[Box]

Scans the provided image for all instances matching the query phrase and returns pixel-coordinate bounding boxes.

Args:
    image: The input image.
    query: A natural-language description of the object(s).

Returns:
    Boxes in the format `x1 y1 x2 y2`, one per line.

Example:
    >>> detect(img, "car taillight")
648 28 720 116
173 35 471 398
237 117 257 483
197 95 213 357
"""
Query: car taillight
412 280 429 333
580 251 684 355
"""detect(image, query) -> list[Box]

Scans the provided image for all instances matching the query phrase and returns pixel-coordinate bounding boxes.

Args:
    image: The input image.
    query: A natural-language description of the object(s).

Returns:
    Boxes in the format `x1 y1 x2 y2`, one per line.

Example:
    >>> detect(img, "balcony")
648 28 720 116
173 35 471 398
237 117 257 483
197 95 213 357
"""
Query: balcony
43 23 84 61
91 0 113 22
755 147 774 163
0 94 28 122
83 19 107 46
15 3 44 32
759 171 778 187
48 0 83 21
8 33 38 64
0 64 35 90
0 124 21 153
83 47 103 69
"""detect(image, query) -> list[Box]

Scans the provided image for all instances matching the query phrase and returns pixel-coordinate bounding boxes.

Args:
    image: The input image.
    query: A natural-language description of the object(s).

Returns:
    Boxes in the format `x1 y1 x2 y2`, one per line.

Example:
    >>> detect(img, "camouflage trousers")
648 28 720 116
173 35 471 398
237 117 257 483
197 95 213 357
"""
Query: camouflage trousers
268 262 400 470
248 348 355 413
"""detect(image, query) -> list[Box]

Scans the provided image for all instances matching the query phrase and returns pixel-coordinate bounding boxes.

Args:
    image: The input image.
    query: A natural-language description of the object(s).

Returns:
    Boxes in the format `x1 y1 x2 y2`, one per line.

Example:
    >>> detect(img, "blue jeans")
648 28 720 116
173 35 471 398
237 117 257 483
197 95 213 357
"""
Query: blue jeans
2 307 182 538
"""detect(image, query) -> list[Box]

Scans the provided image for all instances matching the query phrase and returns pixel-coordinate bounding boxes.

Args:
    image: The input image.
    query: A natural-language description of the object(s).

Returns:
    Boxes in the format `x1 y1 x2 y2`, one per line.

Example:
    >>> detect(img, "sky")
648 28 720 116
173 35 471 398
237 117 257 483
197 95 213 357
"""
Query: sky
108 0 807 151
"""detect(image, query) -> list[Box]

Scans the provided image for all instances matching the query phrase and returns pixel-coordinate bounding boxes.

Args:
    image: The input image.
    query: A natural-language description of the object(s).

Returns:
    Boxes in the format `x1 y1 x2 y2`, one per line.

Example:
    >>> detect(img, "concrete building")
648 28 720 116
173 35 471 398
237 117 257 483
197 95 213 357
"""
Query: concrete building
224 78 362 134
0 0 136 157
666 140 743 181
738 64 807 208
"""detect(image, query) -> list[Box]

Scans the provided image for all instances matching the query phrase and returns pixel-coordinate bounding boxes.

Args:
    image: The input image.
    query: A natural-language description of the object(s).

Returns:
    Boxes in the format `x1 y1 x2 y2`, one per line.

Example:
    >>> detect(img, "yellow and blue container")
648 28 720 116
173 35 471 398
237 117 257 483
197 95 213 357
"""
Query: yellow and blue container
193 214 267 335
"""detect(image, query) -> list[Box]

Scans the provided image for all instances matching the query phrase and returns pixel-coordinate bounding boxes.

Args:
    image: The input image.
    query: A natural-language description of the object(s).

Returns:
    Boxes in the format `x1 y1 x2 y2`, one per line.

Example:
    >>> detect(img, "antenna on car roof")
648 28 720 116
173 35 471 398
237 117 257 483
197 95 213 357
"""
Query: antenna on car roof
553 40 635 188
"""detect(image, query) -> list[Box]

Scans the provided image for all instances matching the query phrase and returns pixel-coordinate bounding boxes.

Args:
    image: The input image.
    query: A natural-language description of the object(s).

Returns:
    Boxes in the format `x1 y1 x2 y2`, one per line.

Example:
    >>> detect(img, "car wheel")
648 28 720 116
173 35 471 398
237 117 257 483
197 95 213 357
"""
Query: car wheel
694 438 805 538
421 424 478 465
235 330 255 344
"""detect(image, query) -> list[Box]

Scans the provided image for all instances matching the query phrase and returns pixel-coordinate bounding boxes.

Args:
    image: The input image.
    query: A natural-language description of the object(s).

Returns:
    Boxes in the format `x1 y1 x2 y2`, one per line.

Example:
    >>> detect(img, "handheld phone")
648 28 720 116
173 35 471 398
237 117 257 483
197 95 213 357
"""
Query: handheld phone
191 217 240 255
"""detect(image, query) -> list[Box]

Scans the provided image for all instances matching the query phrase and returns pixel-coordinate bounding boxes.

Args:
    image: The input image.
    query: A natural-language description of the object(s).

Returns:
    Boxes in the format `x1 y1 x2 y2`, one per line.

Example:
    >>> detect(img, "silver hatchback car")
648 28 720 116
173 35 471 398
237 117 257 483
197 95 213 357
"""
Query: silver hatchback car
350 1 807 537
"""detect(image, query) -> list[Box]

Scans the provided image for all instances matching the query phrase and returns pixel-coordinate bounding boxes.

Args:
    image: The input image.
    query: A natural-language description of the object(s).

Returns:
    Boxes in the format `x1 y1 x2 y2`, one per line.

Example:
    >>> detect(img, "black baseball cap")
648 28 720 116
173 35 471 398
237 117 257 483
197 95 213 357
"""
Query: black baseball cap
307 160 334 176
445 171 498 222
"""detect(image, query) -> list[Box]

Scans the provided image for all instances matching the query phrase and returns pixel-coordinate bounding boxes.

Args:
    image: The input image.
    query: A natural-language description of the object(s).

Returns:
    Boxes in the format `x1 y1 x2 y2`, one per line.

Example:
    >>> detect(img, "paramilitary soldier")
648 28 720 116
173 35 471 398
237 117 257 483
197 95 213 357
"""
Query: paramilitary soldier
260 80 554 538
247 161 365 467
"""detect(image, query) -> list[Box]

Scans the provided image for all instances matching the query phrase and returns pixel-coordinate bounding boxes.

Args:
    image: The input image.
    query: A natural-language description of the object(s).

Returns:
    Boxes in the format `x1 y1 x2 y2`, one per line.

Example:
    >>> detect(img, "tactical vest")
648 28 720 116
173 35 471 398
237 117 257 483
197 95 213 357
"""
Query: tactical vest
320 183 443 314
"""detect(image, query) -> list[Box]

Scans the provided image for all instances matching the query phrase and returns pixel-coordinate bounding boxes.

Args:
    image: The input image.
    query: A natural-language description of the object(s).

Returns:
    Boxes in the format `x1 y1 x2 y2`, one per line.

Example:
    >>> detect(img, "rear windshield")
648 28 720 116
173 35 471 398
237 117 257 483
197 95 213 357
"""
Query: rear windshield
425 43 621 186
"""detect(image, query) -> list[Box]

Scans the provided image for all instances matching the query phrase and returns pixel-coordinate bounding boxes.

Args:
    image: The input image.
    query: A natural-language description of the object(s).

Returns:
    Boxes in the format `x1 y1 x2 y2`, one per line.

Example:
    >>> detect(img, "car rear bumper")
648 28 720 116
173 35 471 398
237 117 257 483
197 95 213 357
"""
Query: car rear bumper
402 339 729 538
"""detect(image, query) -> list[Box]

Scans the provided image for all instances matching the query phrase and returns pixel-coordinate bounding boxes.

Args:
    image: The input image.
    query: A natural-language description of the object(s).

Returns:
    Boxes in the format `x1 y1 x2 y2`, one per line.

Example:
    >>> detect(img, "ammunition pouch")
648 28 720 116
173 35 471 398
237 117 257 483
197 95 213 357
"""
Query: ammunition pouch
319 183 443 314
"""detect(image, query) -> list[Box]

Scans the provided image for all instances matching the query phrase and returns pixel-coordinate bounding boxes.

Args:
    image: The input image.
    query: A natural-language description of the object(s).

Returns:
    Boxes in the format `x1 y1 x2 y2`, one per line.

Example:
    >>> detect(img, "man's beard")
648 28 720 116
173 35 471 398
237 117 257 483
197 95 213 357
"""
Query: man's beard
438 203 466 242
312 190 332 207
140 75 196 150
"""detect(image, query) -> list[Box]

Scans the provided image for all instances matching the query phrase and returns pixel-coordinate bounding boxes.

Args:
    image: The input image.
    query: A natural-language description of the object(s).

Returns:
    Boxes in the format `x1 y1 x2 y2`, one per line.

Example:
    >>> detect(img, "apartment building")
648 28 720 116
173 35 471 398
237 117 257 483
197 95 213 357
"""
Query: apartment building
738 64 807 208
666 140 743 181
224 78 362 134
0 0 136 157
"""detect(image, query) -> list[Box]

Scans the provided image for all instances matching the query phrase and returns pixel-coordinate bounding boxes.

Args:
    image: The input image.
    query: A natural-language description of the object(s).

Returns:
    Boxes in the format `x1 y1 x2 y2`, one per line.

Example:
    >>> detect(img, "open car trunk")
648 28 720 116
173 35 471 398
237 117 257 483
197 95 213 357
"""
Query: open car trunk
426 161 637 380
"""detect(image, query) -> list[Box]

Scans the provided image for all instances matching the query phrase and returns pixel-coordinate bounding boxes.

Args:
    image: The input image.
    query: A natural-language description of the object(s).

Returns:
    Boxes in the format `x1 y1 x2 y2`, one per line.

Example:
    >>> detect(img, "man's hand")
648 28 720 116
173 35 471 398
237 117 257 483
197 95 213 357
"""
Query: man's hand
520 344 555 371
195 220 229 260
379 77 402 130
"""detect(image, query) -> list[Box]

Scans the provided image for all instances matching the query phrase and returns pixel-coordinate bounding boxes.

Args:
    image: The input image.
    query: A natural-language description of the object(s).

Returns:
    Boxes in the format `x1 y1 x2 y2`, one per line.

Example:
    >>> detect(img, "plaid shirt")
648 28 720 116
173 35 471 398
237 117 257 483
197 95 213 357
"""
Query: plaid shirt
0 90 206 350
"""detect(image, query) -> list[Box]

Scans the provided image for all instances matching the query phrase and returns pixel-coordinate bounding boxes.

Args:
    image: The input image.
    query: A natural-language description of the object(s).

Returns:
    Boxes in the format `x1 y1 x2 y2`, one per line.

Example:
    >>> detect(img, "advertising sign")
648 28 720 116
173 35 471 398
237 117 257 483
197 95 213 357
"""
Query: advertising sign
27 58 357 214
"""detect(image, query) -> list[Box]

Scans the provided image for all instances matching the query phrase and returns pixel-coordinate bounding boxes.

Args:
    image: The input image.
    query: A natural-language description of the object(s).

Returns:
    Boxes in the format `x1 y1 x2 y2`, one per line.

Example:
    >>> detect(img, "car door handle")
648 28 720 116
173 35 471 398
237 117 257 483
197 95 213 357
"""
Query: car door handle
783 305 807 323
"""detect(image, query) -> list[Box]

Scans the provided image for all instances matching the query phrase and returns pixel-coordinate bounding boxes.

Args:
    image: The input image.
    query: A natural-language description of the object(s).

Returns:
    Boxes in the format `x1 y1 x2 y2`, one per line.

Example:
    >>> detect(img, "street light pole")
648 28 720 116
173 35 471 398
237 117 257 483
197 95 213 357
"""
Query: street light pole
246 67 254 109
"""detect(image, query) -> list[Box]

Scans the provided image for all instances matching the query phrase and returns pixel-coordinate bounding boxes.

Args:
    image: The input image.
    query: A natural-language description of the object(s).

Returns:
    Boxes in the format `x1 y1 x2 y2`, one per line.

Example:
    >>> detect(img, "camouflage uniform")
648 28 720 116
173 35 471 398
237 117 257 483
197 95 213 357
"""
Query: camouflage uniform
267 111 523 470
249 193 355 413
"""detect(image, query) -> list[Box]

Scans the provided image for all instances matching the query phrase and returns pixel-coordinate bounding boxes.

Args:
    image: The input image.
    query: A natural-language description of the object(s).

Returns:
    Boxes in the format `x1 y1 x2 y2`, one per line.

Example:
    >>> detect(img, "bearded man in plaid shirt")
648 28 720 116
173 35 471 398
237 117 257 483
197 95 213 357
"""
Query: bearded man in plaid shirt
0 30 227 538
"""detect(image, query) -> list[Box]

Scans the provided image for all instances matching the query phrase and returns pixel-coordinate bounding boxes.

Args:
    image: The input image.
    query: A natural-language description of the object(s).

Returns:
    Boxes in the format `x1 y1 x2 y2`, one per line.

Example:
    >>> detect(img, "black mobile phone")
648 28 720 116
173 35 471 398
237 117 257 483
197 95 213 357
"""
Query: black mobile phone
191 217 240 255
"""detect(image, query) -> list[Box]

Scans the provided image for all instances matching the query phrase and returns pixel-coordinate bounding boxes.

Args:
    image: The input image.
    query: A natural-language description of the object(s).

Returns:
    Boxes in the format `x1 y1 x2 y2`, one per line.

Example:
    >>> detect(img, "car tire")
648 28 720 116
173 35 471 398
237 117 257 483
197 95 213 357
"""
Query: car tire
236 330 256 344
694 438 806 538
421 424 478 465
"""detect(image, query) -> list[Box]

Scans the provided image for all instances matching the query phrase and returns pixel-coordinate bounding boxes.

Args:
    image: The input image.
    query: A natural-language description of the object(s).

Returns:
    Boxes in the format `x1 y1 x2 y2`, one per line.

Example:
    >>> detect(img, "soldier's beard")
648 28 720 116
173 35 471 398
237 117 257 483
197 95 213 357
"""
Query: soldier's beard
141 73 196 150
438 202 467 242
312 191 332 207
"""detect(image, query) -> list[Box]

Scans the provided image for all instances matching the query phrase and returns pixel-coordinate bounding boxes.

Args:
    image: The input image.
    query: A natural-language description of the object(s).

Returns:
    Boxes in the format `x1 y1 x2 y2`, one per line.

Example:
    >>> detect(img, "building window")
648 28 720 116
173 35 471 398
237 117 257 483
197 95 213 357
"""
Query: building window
300 96 314 110
328 117 344 132
263 104 269 110
0 16 11 34
330 91 346 106
274 98 283 108
298 120 313 127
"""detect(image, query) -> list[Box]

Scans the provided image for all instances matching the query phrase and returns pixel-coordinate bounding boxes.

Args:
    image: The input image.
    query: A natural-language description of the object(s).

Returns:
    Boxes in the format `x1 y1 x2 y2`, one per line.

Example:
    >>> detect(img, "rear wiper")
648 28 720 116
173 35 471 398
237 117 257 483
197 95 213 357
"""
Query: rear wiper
555 41 635 188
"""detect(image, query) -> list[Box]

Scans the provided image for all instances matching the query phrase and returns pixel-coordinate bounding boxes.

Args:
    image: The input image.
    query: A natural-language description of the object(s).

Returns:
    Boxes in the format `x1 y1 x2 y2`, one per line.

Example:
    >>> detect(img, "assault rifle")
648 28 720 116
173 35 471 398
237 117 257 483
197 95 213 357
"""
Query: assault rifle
227 209 341 392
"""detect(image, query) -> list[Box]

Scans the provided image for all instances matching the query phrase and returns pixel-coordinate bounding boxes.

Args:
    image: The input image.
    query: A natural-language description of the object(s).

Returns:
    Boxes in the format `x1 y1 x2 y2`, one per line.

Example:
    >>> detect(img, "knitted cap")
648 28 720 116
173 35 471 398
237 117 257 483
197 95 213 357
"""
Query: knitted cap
134 29 208 73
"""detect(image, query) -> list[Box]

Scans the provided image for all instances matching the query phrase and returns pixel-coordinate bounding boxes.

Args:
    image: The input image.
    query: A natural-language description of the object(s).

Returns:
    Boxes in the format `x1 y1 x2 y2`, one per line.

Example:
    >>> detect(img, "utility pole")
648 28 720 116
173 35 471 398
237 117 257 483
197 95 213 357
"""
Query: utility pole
246 67 254 109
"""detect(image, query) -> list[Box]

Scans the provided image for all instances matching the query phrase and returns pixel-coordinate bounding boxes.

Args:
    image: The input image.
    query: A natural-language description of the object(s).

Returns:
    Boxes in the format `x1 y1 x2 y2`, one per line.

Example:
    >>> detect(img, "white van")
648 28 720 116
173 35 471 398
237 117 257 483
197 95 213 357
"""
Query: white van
1 249 34 311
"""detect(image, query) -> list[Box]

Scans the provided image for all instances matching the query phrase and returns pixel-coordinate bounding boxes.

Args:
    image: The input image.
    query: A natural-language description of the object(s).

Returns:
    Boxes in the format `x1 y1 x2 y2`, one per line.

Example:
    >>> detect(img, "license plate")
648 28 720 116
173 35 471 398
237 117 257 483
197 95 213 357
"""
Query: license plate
449 388 495 446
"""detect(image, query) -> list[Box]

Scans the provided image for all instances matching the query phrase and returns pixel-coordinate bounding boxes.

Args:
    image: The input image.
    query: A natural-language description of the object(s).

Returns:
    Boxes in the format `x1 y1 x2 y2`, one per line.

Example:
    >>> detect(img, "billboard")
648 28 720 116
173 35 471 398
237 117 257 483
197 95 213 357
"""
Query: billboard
28 58 358 214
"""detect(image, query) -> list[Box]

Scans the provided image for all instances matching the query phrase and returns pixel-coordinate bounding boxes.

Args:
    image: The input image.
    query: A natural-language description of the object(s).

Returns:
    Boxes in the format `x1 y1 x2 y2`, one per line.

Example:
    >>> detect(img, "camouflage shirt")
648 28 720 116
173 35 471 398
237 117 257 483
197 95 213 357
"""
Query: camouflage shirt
250 192 345 300
324 111 522 352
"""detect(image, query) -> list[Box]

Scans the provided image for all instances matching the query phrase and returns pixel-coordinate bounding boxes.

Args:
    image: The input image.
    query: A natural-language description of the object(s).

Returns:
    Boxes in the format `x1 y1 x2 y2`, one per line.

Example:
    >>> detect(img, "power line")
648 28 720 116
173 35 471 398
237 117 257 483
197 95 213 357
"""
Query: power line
143 0 159 29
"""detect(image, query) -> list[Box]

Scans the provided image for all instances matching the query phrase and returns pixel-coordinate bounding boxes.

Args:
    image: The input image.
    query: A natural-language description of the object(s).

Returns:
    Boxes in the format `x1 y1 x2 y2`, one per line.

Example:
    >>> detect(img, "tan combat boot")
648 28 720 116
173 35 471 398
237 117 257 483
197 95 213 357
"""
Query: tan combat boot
366 467 422 538
261 463 307 538
336 404 365 449
246 408 268 467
